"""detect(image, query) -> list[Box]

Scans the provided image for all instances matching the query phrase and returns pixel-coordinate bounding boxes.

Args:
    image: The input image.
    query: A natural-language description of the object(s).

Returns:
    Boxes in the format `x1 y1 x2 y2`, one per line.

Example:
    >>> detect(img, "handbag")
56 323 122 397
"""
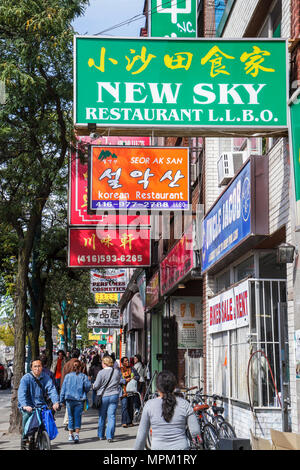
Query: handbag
126 378 138 394
95 368 114 409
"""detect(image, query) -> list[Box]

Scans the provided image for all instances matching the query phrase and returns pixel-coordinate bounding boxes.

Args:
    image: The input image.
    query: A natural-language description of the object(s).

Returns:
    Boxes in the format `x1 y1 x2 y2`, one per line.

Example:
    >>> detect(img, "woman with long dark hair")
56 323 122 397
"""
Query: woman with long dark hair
134 370 200 450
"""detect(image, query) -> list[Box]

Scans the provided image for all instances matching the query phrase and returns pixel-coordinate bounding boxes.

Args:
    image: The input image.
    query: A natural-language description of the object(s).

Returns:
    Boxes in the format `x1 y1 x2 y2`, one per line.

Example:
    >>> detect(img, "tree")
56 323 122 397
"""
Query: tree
0 0 89 432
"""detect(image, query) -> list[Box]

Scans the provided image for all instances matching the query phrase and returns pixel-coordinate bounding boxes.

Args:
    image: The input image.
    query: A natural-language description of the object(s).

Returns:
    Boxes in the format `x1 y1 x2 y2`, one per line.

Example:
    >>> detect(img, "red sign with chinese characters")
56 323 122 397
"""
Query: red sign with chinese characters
160 224 194 296
68 227 151 268
69 136 151 225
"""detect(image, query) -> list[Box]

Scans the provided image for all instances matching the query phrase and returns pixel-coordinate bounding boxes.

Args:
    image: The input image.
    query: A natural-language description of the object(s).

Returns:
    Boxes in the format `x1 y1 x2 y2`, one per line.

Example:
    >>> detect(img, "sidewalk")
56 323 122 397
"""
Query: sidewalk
0 393 139 451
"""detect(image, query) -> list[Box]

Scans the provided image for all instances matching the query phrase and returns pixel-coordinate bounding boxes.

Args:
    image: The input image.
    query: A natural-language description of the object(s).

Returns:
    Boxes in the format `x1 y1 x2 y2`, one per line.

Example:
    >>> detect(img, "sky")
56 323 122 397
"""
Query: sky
72 0 146 37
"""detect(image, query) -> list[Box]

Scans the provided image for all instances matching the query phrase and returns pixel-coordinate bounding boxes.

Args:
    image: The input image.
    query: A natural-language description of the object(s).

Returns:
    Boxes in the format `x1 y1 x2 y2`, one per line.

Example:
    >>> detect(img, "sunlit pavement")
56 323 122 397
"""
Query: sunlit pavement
0 391 139 451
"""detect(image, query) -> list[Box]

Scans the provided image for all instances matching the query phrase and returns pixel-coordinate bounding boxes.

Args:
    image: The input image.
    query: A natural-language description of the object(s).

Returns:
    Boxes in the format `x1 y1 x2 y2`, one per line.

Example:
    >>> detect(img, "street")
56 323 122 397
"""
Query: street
0 388 138 451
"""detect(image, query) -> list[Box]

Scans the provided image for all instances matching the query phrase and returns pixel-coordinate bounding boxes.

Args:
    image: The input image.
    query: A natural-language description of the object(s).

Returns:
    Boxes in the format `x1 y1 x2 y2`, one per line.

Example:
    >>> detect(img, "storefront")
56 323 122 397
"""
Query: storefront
145 270 163 390
202 154 290 437
159 223 203 386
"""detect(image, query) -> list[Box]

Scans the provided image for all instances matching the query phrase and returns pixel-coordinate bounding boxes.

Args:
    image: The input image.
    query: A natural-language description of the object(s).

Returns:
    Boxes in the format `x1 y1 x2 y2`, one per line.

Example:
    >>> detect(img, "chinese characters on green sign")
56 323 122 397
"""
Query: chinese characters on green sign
74 37 287 135
150 0 197 38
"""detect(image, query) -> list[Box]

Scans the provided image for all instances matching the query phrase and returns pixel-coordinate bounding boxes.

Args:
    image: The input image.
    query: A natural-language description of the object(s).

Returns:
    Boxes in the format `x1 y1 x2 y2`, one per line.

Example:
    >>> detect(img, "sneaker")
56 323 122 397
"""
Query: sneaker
107 439 113 443
68 435 74 442
99 437 106 440
74 434 79 444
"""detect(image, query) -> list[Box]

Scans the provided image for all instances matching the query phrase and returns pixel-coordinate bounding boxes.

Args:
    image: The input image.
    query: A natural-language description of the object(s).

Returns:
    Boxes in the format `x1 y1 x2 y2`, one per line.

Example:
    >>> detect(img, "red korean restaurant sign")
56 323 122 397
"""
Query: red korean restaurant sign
68 227 151 268
89 146 189 211
69 136 150 226
160 224 193 296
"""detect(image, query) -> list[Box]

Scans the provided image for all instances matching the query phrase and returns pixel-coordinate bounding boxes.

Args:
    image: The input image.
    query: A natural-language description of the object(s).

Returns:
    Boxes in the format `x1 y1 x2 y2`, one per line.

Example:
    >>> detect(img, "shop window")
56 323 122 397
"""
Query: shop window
234 256 255 283
211 279 288 408
215 269 231 293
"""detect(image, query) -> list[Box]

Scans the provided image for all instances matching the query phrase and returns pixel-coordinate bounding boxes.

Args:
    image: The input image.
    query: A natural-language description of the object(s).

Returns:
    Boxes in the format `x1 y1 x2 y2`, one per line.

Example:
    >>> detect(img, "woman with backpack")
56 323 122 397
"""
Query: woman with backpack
60 360 91 444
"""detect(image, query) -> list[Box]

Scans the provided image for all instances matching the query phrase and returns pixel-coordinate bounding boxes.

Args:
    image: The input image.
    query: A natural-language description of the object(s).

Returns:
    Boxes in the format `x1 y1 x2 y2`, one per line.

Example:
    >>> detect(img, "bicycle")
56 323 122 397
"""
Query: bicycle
21 406 52 450
192 401 219 450
192 390 236 440
209 394 236 439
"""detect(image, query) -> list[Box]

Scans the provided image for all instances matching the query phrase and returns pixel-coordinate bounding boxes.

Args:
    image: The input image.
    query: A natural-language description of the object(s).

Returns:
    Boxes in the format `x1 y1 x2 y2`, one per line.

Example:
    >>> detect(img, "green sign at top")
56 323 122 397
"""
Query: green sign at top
74 36 288 136
150 0 197 38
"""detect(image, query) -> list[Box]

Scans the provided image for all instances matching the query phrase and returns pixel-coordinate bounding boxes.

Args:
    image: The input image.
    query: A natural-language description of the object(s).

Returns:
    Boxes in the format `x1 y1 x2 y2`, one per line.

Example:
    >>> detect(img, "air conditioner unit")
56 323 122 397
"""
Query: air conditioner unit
217 151 248 187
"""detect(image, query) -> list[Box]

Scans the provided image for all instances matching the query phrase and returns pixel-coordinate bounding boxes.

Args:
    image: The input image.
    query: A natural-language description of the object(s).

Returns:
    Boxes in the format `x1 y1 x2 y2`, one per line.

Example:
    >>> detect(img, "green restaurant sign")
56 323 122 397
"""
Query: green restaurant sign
74 37 288 136
149 0 197 38
289 88 300 228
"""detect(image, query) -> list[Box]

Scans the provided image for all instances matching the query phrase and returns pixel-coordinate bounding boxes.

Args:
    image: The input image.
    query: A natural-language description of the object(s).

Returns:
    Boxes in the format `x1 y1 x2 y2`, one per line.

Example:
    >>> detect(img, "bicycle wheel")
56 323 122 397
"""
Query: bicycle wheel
218 421 236 439
36 430 51 450
202 423 219 450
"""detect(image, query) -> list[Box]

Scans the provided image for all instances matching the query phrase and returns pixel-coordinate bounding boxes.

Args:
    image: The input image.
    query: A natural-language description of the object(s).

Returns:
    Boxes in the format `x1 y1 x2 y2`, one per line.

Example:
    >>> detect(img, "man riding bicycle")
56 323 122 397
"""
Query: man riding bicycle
18 358 60 449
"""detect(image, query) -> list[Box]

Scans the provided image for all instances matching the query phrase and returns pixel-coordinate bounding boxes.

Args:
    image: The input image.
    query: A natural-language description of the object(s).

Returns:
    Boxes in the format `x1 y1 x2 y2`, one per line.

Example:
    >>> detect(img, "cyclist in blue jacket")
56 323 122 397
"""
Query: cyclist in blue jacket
18 358 60 449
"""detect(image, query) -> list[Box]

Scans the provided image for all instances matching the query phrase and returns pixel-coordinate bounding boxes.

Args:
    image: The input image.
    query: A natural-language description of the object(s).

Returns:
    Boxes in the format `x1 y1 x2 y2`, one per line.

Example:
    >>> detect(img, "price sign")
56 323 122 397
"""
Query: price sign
87 308 121 328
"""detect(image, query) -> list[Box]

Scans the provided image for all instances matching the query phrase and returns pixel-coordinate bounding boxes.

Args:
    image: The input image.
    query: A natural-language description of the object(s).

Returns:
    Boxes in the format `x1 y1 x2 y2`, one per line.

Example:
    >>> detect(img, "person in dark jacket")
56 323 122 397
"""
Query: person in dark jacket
89 353 102 408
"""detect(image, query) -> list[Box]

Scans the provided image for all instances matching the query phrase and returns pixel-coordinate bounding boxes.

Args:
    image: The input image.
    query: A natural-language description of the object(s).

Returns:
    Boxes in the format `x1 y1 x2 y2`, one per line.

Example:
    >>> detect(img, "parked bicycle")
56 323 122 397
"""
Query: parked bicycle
192 401 219 450
193 390 236 439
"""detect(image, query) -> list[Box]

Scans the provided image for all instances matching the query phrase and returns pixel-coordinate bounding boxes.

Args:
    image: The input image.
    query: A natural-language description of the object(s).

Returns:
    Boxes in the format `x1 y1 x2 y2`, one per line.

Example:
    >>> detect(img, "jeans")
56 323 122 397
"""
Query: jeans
66 400 84 431
98 394 119 439
121 395 134 425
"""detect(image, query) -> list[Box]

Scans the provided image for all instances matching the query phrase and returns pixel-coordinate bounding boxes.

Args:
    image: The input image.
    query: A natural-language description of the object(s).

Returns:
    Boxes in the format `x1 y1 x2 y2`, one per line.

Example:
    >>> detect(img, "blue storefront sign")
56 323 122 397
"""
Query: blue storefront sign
202 160 251 272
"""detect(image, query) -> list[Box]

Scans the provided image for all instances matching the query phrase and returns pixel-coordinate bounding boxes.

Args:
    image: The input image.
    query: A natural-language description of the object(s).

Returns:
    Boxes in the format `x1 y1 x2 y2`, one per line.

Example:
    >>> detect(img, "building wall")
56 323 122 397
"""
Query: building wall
202 0 300 436
221 0 259 37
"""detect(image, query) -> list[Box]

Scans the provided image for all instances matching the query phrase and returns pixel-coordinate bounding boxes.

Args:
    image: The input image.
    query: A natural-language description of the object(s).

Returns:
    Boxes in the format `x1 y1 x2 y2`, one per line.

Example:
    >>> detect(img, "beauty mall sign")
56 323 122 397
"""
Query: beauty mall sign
74 37 287 136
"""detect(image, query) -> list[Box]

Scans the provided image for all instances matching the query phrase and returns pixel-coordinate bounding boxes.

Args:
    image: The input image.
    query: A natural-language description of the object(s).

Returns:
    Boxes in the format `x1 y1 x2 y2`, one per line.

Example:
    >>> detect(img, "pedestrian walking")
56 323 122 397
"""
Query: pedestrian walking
41 355 55 385
18 358 60 450
93 355 121 442
61 348 87 430
89 353 102 408
134 370 200 450
120 356 140 428
133 354 146 405
50 349 66 393
60 360 91 444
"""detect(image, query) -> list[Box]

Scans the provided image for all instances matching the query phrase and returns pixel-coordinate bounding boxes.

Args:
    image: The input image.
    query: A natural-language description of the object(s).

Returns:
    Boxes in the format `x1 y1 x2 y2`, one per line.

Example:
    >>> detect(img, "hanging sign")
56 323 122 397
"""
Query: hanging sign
289 89 300 229
69 136 150 225
90 269 127 293
201 155 269 273
202 160 251 272
74 36 287 136
89 146 189 211
160 223 193 296
150 0 197 38
95 293 119 304
68 227 151 267
146 271 160 309
87 308 121 328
